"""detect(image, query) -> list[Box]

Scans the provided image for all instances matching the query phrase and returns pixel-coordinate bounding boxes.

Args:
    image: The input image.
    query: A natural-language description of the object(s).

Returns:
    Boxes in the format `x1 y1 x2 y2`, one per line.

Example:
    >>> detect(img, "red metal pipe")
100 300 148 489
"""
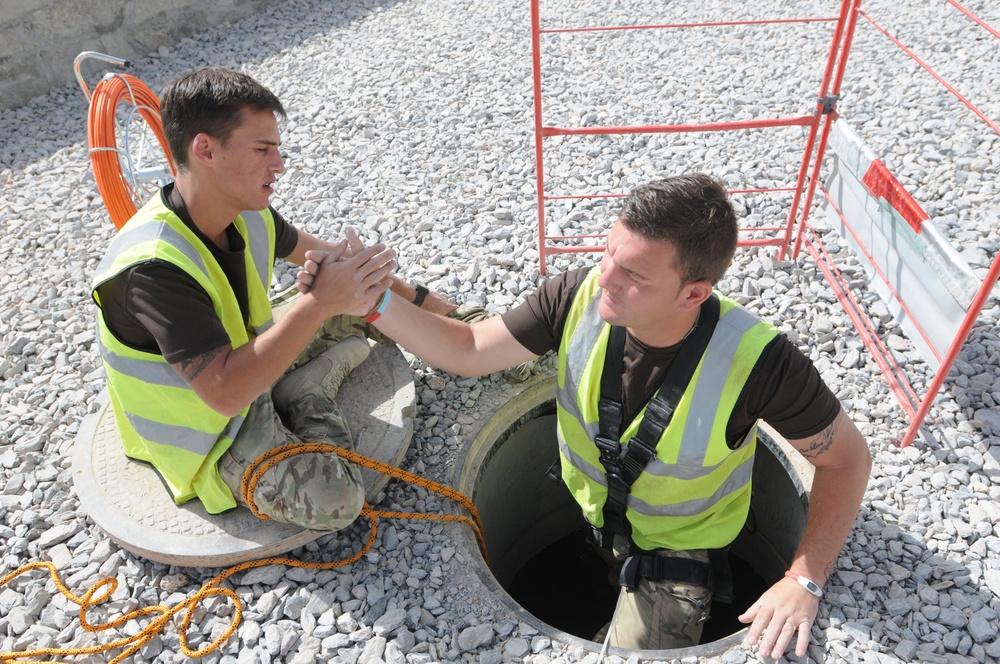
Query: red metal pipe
539 17 839 35
860 9 1000 136
530 0 549 275
542 115 815 138
944 0 1000 40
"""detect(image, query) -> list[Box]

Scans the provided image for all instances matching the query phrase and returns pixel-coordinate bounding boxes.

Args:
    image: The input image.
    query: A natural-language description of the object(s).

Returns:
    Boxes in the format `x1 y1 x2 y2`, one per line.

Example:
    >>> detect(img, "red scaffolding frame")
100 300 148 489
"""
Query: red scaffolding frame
529 0 1000 447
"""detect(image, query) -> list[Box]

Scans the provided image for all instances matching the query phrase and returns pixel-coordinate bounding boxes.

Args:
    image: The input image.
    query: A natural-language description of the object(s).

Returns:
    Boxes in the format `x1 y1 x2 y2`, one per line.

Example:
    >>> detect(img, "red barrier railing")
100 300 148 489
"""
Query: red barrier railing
529 0 1000 448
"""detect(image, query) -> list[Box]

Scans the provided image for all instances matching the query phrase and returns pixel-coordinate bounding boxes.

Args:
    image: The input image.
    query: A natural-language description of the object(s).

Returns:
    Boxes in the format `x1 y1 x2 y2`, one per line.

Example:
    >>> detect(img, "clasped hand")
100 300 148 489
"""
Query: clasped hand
296 228 396 318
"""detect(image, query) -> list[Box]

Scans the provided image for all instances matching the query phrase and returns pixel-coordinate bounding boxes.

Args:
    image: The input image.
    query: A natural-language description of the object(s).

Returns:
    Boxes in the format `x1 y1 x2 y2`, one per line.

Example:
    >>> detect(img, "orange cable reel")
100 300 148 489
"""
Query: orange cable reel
87 73 175 230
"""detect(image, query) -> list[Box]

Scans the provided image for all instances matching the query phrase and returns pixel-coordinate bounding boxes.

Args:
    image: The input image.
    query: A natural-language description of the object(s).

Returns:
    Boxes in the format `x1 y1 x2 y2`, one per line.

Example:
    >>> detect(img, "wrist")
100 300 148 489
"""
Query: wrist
364 289 391 322
412 282 429 308
784 571 824 598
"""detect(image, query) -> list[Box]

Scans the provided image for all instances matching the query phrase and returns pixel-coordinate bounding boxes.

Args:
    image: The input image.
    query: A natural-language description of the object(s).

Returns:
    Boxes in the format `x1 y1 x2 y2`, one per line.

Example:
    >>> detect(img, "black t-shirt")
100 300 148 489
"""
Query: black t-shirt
499 268 840 443
94 185 298 364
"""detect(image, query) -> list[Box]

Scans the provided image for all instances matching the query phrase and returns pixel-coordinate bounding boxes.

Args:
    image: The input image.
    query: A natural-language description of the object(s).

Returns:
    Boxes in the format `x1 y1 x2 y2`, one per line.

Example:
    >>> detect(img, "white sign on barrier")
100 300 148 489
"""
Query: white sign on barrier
822 118 979 370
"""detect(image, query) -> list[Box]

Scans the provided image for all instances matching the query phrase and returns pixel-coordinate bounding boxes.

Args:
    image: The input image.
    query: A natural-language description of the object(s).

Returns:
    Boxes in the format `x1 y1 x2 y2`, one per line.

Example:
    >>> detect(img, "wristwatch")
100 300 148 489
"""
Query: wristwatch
412 283 429 308
785 571 824 598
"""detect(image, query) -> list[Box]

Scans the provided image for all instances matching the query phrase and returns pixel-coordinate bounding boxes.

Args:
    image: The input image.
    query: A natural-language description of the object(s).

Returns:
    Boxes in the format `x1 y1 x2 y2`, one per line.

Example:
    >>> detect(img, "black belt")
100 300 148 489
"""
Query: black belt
587 526 733 603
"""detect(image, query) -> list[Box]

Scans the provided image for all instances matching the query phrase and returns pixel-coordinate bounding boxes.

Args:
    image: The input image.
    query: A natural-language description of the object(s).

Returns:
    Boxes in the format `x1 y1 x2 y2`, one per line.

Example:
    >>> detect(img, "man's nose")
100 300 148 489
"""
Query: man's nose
597 264 617 290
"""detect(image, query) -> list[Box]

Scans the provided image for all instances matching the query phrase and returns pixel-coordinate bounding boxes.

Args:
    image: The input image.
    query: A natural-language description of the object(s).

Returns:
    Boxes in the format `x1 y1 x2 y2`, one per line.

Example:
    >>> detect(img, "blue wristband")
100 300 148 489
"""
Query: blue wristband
365 289 391 322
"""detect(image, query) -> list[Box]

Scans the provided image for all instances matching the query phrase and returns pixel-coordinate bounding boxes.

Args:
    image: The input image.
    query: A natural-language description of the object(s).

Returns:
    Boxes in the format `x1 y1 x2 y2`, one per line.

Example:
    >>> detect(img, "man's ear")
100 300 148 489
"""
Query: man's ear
190 133 214 167
680 279 713 311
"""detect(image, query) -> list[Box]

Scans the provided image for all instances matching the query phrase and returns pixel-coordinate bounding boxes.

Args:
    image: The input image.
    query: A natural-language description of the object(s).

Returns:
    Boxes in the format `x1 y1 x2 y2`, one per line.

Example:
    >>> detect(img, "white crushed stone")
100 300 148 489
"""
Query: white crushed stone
1 0 999 662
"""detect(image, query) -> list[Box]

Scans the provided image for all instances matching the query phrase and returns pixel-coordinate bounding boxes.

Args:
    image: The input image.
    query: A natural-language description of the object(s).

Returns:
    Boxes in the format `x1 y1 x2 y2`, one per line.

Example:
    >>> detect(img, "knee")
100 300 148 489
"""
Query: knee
297 463 365 531
258 457 366 532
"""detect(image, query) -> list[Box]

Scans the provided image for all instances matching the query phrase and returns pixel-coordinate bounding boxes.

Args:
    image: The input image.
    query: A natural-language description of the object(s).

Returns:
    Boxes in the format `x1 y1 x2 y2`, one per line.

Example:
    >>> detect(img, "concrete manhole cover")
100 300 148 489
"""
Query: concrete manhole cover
71 342 415 568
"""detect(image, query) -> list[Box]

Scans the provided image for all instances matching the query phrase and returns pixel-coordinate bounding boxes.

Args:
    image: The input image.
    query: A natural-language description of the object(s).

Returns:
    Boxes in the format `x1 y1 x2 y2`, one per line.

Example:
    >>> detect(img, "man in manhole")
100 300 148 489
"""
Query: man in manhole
311 173 872 659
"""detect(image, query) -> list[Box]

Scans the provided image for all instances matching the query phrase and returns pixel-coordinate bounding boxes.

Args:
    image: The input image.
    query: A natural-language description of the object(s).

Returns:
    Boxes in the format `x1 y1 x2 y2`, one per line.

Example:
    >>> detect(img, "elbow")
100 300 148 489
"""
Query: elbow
197 388 251 419
860 441 873 477
206 398 245 420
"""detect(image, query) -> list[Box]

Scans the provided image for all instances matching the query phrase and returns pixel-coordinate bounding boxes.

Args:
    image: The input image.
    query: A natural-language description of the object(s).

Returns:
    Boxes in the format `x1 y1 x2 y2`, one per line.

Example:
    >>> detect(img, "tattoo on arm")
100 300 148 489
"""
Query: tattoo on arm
177 347 223 382
799 418 838 460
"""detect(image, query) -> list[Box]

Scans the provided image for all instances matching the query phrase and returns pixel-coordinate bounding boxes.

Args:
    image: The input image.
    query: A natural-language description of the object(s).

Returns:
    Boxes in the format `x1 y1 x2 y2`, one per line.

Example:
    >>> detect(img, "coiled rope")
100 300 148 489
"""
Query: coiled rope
87 73 174 230
0 445 487 663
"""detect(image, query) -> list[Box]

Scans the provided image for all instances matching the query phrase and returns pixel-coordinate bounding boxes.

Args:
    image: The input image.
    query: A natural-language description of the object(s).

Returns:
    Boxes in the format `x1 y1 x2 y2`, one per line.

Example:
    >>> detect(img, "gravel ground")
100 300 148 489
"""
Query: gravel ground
1 0 999 662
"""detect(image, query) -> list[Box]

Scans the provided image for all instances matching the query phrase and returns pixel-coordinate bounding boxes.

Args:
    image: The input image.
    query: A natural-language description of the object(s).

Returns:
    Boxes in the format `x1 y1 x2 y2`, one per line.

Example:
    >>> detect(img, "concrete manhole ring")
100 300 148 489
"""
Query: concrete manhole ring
452 374 814 660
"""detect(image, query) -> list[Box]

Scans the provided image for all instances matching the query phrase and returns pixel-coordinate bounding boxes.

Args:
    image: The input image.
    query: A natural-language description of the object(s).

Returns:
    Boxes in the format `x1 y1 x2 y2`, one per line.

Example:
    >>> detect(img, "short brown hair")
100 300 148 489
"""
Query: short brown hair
619 174 738 285
160 67 286 171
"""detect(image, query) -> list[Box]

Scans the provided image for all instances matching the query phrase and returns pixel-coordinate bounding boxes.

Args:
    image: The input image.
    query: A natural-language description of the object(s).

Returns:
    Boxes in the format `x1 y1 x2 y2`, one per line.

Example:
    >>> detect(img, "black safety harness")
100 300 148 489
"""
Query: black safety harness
587 294 734 603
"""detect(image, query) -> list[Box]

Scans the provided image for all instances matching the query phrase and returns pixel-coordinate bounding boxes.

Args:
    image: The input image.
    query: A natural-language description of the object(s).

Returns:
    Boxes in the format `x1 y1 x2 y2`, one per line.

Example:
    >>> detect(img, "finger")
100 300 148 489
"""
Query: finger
360 261 397 294
737 600 759 625
739 601 765 644
346 227 365 255
346 242 388 268
795 621 811 657
768 620 796 659
329 239 349 261
353 247 397 278
364 249 398 276
751 611 781 654
297 269 315 288
303 249 326 265
304 259 320 275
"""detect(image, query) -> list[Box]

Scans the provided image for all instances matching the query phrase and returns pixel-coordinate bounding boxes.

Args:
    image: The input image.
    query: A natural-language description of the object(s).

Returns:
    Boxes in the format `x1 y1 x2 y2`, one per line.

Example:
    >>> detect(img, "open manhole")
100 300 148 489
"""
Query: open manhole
456 376 812 659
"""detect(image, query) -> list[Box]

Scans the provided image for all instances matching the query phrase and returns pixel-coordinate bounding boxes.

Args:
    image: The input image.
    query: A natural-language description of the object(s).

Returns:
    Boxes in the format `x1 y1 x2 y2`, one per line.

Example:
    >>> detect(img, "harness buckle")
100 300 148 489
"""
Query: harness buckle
545 458 562 484
594 435 621 467
587 524 610 549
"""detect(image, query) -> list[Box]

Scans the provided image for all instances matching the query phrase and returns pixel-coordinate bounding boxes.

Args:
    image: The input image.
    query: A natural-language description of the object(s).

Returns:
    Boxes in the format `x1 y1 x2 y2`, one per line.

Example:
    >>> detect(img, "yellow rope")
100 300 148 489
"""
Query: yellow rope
0 445 487 663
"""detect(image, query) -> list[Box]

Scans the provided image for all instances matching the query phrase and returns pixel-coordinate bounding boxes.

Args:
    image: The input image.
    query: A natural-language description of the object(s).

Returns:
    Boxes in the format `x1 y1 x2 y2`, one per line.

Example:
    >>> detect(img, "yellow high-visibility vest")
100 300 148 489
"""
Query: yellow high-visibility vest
556 268 780 551
92 193 276 513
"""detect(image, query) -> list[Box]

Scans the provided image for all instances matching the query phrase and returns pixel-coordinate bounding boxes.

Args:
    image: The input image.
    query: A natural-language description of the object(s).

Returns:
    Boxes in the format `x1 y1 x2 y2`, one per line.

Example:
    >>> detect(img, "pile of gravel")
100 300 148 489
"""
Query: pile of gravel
1 0 998 662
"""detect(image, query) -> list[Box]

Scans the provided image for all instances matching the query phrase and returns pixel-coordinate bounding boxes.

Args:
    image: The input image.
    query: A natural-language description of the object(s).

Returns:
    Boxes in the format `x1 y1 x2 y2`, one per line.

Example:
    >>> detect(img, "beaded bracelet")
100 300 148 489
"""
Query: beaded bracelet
364 289 391 323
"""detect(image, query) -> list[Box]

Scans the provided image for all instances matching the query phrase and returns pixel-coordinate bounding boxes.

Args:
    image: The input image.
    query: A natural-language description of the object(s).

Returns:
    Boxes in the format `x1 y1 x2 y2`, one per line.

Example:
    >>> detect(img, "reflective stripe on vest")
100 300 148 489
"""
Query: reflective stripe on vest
124 409 246 457
555 268 779 551
91 193 277 513
242 209 276 336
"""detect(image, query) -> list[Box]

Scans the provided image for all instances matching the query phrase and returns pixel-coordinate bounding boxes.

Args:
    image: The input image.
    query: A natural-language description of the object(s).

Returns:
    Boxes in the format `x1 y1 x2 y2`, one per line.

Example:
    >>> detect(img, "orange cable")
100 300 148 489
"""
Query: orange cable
87 73 174 230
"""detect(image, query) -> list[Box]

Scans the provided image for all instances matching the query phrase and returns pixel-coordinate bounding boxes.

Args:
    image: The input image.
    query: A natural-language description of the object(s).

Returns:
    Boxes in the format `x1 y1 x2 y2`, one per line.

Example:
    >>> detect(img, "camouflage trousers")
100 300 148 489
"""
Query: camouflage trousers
217 289 488 531
595 536 713 650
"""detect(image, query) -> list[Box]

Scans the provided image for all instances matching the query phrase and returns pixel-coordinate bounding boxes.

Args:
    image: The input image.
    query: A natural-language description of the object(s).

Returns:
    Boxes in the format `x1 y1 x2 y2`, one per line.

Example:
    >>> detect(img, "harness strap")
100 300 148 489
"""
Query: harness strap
707 547 734 604
619 553 714 591
594 295 721 544
596 325 629 536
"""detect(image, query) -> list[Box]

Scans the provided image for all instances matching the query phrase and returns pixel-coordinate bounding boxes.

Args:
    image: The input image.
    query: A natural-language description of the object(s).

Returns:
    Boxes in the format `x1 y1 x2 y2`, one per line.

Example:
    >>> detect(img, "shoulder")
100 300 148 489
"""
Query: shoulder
500 267 593 355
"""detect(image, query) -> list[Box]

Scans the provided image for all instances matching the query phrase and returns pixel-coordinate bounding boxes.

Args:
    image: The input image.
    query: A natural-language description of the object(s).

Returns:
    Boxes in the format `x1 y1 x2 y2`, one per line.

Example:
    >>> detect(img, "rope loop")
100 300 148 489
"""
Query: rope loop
0 445 485 663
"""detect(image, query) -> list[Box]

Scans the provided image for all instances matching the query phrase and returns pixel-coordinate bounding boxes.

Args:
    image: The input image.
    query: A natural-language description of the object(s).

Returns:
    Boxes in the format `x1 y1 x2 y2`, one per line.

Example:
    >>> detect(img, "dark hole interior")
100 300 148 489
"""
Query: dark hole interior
508 530 768 643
